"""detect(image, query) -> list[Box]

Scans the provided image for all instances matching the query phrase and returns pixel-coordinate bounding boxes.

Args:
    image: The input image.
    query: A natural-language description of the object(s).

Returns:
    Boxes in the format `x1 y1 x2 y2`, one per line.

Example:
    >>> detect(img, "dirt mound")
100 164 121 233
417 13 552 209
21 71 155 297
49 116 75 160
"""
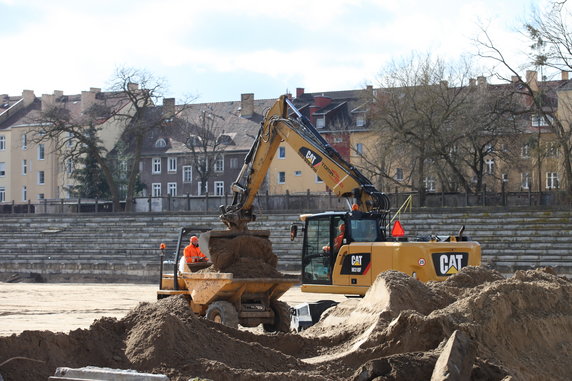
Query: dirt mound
2 267 572 381
206 233 281 278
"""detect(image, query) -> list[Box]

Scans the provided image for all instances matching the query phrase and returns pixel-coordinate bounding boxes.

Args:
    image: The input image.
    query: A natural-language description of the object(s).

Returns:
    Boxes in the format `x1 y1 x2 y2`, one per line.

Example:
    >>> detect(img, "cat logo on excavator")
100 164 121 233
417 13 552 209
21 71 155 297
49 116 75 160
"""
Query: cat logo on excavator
432 252 469 276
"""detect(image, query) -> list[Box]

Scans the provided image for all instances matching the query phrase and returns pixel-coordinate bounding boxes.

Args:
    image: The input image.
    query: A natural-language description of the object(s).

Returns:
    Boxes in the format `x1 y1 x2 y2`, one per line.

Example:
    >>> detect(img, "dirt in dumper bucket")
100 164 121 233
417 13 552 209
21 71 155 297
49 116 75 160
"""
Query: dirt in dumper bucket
205 232 282 278
2 266 572 381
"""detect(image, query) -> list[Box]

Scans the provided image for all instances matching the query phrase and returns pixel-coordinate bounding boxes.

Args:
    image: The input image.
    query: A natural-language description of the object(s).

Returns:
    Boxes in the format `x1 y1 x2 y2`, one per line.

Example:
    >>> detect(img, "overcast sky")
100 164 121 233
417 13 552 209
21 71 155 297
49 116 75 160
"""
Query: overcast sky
0 0 544 103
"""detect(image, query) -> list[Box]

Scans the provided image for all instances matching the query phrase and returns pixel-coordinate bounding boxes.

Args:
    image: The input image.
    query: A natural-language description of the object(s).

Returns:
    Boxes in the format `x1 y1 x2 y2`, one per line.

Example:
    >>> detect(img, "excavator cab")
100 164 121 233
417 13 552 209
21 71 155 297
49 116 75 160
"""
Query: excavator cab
301 211 385 285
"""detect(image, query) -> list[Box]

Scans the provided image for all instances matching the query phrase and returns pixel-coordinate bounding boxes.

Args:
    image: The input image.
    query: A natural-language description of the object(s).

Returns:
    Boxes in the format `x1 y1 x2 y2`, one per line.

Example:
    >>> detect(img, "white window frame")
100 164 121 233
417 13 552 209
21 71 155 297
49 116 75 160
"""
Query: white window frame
485 159 495 175
0 162 5 177
521 173 530 190
532 114 550 127
38 170 45 185
278 171 285 184
152 183 161 197
182 166 192 183
0 135 5 150
502 173 509 183
315 175 323 183
214 181 224 196
333 137 343 144
67 131 73 147
356 143 364 155
316 116 325 129
22 185 27 201
424 176 436 192
167 157 177 172
66 159 74 175
546 172 559 189
22 159 27 175
521 143 530 158
229 158 239 169
198 181 208 195
38 144 45 160
395 168 403 181
0 187 5 202
167 182 177 196
356 115 365 127
21 133 27 150
294 170 302 176
37 193 45 200
214 156 224 172
152 157 161 174
278 146 286 159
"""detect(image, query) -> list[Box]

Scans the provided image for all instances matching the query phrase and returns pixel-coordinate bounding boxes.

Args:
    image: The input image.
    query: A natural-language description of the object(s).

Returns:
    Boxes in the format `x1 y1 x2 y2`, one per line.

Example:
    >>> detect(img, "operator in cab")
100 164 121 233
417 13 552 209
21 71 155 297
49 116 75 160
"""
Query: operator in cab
184 236 209 263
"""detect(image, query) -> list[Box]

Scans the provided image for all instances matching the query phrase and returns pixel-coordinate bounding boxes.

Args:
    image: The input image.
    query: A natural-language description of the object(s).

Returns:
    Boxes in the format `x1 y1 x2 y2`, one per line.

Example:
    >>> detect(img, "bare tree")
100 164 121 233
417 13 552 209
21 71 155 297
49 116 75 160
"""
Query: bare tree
182 107 228 195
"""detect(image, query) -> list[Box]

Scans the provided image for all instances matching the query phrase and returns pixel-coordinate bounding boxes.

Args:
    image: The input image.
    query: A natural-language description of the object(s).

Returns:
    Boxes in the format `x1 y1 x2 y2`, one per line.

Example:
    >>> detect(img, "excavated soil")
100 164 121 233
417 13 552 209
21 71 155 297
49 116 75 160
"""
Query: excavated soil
202 234 283 278
2 266 572 380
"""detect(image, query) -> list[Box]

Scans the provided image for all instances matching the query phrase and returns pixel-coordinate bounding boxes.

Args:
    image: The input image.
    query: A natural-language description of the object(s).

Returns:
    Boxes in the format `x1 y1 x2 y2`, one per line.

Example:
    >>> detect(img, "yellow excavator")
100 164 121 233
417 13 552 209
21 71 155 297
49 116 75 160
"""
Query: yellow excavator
219 95 481 296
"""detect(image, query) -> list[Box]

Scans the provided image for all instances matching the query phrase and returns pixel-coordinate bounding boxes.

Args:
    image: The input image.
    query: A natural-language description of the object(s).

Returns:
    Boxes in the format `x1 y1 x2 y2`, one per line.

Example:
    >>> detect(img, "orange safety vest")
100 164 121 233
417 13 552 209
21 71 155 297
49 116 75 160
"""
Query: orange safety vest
184 244 207 263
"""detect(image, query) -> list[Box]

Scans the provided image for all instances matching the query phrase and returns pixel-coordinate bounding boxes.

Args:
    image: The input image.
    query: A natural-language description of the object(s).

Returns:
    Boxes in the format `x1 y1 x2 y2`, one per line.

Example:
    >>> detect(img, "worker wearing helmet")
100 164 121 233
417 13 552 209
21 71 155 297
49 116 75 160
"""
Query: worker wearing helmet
333 223 345 251
184 236 208 263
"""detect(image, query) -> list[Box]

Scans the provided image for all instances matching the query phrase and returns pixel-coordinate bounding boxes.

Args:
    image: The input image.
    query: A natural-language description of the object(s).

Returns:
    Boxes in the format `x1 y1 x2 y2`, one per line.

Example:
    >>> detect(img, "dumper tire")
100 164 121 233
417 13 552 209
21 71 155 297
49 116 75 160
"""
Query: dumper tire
205 301 239 329
263 300 291 333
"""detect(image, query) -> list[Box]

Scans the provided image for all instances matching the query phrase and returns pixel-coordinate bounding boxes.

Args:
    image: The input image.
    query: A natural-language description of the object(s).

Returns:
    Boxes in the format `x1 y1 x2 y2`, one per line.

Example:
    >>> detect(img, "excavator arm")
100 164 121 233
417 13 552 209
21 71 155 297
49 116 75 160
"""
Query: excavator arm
220 95 389 230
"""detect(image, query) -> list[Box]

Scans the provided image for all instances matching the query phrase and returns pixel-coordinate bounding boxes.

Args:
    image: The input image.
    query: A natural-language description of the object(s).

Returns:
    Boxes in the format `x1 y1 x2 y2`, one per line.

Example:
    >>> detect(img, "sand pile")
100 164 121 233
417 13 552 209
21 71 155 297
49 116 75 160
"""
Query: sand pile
202 232 283 278
2 266 572 381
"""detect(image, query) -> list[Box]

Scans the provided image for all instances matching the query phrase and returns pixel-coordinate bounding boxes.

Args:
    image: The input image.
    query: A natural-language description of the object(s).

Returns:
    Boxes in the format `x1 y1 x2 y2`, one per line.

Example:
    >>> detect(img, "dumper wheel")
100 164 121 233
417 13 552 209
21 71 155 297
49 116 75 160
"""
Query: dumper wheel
263 300 291 333
205 301 239 329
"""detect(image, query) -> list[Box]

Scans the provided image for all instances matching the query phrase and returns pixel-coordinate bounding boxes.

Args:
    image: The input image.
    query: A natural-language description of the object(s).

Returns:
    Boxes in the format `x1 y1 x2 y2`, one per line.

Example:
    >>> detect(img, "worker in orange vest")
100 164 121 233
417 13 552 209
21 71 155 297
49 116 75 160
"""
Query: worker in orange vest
184 236 209 263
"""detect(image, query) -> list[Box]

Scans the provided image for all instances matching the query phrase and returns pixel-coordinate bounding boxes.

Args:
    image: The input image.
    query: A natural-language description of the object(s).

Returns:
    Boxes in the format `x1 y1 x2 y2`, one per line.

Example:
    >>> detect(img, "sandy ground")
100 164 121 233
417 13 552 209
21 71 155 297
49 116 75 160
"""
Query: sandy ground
0 282 346 336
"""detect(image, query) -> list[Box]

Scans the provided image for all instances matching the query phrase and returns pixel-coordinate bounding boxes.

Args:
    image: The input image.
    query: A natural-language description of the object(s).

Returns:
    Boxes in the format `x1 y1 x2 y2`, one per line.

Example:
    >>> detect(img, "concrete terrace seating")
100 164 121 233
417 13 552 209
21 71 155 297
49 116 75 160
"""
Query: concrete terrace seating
0 209 571 282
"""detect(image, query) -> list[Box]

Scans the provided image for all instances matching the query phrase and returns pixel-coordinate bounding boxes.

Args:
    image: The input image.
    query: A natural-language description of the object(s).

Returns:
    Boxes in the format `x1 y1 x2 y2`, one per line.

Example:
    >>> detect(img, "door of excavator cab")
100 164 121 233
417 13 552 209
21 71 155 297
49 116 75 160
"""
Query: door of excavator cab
302 213 345 284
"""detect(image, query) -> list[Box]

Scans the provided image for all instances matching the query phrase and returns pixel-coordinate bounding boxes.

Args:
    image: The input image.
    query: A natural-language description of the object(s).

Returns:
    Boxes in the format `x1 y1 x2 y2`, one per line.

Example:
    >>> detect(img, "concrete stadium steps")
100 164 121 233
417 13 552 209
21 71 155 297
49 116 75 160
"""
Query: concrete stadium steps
0 209 571 282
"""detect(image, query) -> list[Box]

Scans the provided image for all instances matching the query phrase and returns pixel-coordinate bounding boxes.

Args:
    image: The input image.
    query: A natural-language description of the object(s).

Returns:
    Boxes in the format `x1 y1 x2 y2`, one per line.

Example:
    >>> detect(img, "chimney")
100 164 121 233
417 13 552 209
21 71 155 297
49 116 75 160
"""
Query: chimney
511 75 520 83
163 98 175 118
53 90 64 100
127 82 139 91
477 76 487 87
562 71 569 81
22 90 35 107
469 78 476 87
526 70 538 91
440 80 448 88
41 94 55 112
240 93 254 118
81 90 96 112
90 87 101 93
366 85 374 98
296 88 305 98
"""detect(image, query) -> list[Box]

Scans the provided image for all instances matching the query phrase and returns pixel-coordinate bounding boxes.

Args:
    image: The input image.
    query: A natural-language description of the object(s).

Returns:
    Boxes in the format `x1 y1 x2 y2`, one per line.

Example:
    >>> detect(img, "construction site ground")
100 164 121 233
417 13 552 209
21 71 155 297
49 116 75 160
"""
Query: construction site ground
1 267 572 380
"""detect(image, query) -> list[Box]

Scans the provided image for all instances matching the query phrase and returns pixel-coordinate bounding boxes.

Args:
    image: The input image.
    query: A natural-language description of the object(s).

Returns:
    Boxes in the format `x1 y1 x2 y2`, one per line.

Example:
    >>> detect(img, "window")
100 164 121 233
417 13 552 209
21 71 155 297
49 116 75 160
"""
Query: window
356 143 364 155
333 137 343 144
0 162 5 177
229 158 239 169
521 173 530 189
182 166 192 183
278 171 286 184
167 182 177 196
278 146 286 159
316 117 325 129
155 138 167 148
395 168 403 181
217 134 233 145
546 142 559 157
152 158 161 174
0 135 5 150
356 115 365 127
197 158 208 172
532 114 549 127
66 159 74 175
38 144 45 160
37 193 44 200
168 157 177 172
198 182 208 195
214 156 224 172
22 160 27 175
38 171 45 185
546 172 559 189
152 183 161 197
315 175 323 183
294 170 302 176
67 131 73 147
187 135 202 147
424 176 436 192
485 144 494 154
502 173 509 183
21 133 27 150
0 187 4 202
22 186 27 201
486 159 495 175
521 143 530 158
214 181 224 196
